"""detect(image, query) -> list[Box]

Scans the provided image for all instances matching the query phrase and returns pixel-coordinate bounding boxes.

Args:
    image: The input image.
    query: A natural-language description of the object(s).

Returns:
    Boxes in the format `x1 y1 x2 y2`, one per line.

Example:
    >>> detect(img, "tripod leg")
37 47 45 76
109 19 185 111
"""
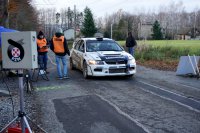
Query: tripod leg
26 116 48 133
26 76 29 93
23 117 33 133
18 70 26 133
0 116 18 133
31 69 36 81
26 76 32 93
21 117 25 133
28 82 31 93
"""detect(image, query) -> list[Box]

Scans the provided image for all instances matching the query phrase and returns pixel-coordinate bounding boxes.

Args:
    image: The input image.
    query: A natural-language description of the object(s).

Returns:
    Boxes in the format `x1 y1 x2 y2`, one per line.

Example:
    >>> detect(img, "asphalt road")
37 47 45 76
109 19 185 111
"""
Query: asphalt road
33 51 200 133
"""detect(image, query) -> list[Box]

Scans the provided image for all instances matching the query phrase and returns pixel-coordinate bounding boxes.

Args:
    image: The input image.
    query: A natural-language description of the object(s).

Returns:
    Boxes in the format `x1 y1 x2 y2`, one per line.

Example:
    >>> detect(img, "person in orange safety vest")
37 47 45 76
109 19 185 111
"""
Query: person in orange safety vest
50 28 70 80
37 31 49 73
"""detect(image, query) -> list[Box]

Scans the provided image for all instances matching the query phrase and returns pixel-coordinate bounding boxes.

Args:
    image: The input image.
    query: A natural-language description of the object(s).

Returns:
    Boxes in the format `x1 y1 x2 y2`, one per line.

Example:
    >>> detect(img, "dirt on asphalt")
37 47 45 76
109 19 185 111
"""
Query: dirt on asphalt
137 60 178 71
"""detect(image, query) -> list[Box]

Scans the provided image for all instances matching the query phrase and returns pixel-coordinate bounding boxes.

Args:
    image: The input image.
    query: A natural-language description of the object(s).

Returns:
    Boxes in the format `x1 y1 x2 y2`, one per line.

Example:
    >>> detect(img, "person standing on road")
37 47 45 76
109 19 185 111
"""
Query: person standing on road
37 31 49 73
125 32 137 56
50 28 70 80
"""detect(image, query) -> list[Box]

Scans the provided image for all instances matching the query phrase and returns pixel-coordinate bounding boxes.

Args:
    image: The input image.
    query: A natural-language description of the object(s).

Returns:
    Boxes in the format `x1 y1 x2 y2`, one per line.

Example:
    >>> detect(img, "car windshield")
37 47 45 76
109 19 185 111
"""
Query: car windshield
86 40 123 52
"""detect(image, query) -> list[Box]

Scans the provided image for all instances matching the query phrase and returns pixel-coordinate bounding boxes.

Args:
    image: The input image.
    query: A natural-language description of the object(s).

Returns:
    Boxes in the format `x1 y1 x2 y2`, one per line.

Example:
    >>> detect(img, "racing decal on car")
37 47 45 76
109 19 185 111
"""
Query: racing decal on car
7 39 25 62
99 55 128 63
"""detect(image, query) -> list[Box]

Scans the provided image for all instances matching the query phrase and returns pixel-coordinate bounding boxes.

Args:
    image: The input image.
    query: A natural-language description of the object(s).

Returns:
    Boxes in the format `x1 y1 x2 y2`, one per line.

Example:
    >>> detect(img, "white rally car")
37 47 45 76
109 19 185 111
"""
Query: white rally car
70 37 136 78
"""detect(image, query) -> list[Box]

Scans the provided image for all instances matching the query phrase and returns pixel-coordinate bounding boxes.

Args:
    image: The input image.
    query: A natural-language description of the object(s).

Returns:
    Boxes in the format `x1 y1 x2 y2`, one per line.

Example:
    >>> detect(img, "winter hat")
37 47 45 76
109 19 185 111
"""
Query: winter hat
56 28 63 34
38 31 44 36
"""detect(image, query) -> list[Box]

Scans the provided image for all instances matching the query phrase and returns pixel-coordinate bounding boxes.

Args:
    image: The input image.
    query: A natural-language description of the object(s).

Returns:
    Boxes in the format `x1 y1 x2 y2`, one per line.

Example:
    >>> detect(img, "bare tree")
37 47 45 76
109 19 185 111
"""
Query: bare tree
38 8 57 39
96 17 103 32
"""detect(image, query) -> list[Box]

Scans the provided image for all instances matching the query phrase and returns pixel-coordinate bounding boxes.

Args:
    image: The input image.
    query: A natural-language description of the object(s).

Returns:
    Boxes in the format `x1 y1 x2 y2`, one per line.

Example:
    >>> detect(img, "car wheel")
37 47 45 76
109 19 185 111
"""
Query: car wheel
70 58 75 70
83 62 88 79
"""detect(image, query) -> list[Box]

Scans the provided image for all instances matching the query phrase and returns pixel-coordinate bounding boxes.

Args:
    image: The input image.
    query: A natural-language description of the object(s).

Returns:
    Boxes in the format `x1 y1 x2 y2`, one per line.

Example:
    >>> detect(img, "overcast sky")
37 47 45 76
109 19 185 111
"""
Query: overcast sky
33 0 200 18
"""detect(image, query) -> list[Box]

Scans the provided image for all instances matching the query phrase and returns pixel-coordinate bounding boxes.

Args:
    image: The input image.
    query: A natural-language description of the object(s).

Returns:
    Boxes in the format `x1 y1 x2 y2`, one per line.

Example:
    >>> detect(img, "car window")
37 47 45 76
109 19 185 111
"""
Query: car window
86 40 123 52
72 40 79 48
74 40 84 51
78 40 85 52
86 42 99 52
74 40 81 50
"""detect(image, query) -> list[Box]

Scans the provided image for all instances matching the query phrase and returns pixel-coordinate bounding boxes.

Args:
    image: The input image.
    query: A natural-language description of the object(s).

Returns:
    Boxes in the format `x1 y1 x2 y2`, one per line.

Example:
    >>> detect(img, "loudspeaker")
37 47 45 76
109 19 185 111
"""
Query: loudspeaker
1 31 38 69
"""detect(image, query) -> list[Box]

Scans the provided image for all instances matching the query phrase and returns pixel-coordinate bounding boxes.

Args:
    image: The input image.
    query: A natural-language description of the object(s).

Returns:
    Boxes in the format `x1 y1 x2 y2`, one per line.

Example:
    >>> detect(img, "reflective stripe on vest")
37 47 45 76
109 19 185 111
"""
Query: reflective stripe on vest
37 38 48 52
53 36 65 53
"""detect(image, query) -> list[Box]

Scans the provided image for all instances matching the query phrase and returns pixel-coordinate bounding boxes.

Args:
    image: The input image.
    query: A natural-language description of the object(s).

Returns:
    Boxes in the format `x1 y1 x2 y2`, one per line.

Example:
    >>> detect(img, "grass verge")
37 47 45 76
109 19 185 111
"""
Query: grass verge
118 40 200 71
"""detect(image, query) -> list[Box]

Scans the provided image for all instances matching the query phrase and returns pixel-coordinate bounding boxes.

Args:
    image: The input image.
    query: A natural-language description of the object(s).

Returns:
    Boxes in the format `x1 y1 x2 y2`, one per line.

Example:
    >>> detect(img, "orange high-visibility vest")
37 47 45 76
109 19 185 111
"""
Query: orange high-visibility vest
37 38 48 52
53 36 65 53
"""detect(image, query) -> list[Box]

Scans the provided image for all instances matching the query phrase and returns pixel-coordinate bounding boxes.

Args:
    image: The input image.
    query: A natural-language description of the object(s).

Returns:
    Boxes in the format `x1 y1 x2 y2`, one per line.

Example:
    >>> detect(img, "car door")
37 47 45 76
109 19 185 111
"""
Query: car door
71 40 82 69
76 40 85 70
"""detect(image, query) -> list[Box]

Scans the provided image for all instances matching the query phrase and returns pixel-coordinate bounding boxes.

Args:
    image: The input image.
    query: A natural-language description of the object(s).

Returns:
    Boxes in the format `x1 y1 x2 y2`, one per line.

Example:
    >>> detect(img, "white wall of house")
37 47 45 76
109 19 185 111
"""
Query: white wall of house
185 35 191 40
175 35 191 40
138 23 153 39
64 29 74 40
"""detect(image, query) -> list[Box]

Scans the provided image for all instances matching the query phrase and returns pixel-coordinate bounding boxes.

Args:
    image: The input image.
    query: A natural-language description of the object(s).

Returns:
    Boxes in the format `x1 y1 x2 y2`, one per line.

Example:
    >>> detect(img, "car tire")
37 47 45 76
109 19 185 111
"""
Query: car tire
83 62 89 79
70 58 75 70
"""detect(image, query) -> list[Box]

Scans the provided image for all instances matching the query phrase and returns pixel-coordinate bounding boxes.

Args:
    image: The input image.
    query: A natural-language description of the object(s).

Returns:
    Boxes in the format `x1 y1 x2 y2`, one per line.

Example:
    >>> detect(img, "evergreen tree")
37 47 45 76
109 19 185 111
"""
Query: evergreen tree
81 7 97 37
152 20 163 40
104 31 110 38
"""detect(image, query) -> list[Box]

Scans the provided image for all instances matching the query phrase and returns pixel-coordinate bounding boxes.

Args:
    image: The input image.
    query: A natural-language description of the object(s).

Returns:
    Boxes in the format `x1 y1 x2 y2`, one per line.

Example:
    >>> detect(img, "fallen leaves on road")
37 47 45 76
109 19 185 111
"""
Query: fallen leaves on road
137 60 179 71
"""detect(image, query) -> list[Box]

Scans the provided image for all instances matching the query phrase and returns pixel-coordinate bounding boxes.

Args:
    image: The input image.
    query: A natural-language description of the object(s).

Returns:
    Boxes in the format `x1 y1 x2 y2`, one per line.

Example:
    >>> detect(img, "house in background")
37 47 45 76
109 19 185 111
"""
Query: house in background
64 29 75 40
175 28 200 40
138 22 153 40
175 28 191 40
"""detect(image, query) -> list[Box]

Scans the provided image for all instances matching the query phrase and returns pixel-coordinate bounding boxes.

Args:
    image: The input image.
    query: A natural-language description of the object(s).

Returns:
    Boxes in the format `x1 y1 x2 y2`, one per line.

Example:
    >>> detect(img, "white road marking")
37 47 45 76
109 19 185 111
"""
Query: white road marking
96 94 151 133
176 82 200 91
138 80 200 113
139 80 200 103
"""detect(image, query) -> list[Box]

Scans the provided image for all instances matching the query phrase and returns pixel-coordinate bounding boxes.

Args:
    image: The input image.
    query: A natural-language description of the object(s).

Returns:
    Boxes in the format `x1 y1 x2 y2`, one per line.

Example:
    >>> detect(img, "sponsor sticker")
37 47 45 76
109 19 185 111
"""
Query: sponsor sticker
7 39 25 62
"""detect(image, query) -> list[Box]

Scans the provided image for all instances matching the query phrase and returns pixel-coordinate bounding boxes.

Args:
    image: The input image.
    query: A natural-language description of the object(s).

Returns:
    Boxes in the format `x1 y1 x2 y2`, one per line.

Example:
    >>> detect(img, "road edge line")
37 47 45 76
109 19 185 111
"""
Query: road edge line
176 82 200 91
139 80 200 104
138 81 200 113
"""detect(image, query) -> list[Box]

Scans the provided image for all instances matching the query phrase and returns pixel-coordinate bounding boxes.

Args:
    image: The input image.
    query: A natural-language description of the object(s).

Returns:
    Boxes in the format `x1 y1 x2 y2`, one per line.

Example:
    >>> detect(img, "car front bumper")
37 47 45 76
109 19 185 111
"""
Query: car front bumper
87 64 136 76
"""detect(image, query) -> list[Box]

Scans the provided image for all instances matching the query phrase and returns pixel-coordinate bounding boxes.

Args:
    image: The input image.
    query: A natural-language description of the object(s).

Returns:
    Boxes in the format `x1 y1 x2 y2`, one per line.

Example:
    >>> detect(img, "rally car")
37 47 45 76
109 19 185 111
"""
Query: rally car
70 37 136 78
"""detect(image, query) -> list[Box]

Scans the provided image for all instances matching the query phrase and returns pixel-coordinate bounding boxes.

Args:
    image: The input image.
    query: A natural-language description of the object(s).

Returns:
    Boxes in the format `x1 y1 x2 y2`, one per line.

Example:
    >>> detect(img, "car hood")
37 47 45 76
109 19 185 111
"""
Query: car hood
86 51 134 60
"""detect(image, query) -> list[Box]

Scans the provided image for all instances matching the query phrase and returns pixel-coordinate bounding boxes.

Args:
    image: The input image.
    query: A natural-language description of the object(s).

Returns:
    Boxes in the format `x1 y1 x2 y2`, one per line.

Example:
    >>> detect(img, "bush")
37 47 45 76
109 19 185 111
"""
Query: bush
67 40 74 49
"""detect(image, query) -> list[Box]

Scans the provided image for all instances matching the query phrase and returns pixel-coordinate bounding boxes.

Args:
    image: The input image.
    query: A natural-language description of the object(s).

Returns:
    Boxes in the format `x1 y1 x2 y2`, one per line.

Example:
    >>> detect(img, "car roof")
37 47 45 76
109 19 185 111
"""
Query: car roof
79 37 113 41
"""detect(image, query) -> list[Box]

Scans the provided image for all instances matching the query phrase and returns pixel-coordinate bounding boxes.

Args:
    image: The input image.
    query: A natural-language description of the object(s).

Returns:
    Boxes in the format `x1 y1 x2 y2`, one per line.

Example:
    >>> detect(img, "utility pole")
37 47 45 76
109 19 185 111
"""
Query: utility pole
56 12 60 28
4 0 9 28
194 11 197 39
67 7 70 29
74 5 76 40
110 23 113 39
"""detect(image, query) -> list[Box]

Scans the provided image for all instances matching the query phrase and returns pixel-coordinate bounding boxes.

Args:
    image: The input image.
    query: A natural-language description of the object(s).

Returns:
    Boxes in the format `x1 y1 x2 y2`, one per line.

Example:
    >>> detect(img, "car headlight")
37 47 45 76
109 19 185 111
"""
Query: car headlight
128 58 135 64
88 60 104 65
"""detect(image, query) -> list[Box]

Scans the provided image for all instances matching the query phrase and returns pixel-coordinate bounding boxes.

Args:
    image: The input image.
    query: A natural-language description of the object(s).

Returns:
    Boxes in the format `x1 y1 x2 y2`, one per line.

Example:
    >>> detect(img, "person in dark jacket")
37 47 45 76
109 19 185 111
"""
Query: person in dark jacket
50 28 70 79
37 31 49 73
125 32 137 56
